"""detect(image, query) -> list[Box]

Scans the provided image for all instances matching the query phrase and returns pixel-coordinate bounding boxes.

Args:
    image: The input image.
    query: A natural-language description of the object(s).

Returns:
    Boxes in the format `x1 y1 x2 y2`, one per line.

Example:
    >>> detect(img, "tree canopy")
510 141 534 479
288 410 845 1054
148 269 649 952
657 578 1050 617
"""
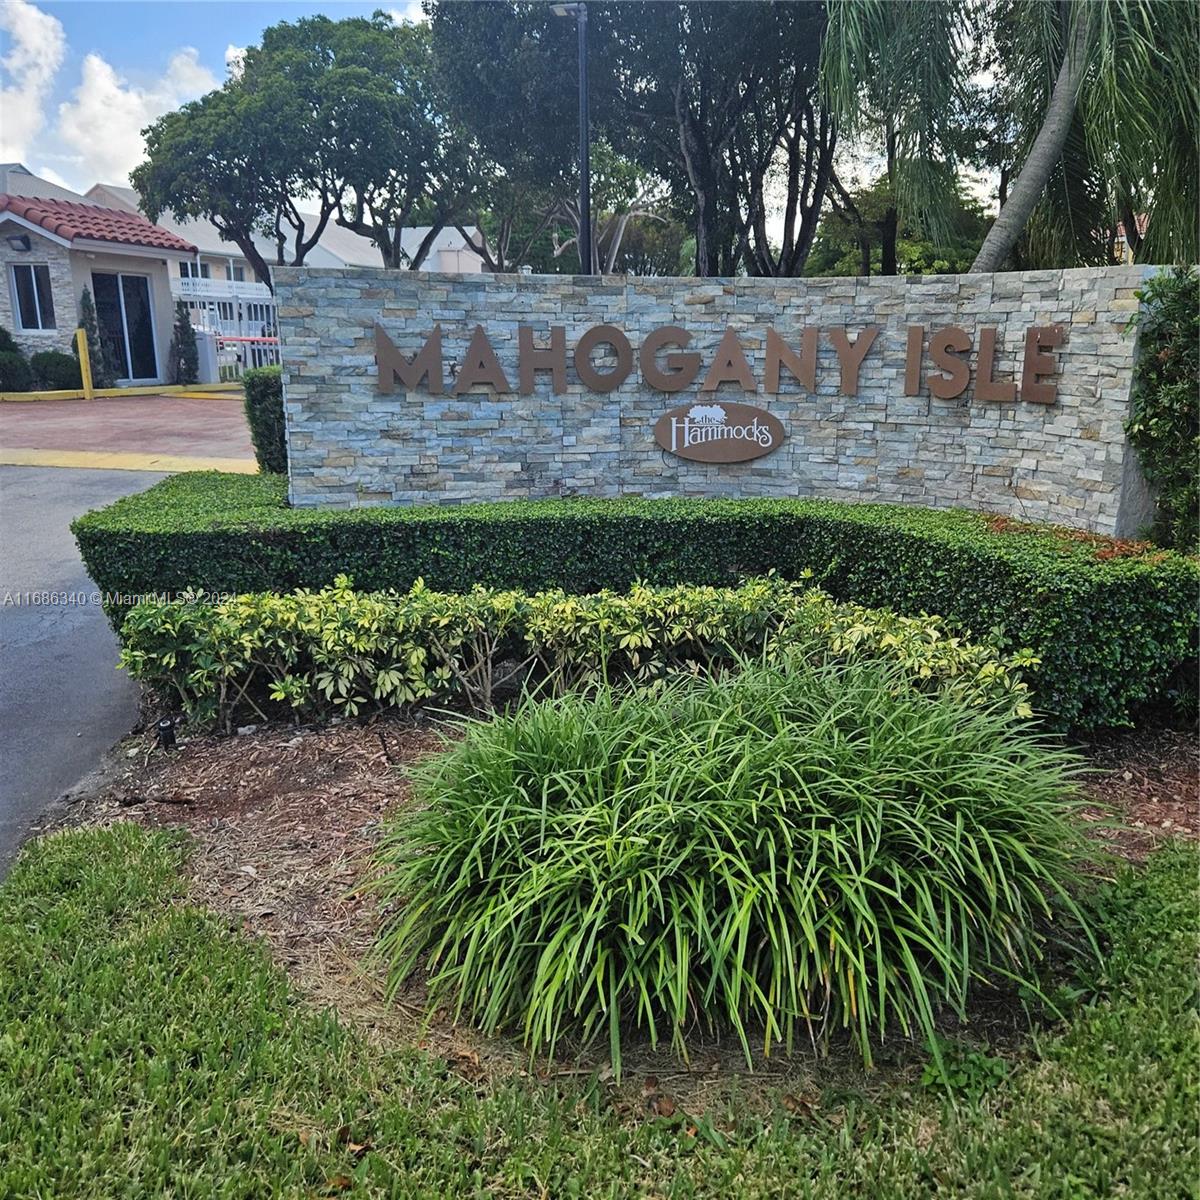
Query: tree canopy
132 0 1198 282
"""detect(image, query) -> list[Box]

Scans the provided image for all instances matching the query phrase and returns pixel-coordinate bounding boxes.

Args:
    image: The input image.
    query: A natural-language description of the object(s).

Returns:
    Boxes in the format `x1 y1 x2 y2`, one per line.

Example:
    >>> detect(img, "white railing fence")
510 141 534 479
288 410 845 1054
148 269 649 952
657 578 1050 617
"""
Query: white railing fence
172 277 281 380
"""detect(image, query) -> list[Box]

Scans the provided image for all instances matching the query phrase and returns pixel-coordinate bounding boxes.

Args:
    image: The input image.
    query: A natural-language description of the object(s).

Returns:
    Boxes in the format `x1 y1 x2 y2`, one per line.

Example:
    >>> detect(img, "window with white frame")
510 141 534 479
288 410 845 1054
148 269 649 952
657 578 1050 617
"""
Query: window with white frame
180 261 211 279
10 263 56 330
231 264 246 282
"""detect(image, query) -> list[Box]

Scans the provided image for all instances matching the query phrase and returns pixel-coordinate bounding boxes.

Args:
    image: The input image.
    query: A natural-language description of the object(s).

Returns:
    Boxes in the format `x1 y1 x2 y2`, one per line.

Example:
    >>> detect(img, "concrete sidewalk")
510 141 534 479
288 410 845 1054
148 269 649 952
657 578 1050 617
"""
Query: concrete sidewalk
0 394 256 472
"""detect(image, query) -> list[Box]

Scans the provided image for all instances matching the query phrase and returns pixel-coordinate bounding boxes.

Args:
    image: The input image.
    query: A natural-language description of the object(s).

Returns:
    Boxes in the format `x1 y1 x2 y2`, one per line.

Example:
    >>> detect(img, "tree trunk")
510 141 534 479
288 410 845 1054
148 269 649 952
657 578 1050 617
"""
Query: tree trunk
970 15 1092 273
880 207 898 275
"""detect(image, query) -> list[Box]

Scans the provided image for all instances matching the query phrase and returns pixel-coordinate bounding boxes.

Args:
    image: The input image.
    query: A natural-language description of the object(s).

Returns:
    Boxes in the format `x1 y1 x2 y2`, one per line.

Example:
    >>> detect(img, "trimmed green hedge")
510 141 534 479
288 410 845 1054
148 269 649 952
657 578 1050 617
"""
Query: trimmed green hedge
72 471 1199 730
242 366 285 474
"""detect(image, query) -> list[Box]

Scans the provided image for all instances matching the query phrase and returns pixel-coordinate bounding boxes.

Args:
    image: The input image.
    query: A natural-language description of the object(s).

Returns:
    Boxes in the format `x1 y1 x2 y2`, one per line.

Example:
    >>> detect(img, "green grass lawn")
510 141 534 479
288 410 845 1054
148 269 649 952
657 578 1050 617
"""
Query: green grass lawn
1 824 1196 1199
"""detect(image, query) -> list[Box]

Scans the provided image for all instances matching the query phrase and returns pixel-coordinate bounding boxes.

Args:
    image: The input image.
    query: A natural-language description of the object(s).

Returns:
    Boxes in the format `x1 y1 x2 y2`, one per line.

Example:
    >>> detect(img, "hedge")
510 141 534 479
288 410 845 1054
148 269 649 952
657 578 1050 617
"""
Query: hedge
242 366 286 474
73 472 1198 730
119 575 1035 730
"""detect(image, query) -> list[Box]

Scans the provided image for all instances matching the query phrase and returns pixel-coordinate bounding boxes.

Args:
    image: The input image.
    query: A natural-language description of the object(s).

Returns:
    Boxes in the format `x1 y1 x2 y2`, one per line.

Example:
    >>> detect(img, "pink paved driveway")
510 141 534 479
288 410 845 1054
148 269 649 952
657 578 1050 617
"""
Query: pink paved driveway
0 396 254 460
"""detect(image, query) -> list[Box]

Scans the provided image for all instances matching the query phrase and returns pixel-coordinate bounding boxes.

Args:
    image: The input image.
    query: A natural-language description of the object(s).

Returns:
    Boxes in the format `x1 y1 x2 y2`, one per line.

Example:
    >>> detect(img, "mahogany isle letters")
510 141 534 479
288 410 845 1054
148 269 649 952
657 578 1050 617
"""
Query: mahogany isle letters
376 321 1066 405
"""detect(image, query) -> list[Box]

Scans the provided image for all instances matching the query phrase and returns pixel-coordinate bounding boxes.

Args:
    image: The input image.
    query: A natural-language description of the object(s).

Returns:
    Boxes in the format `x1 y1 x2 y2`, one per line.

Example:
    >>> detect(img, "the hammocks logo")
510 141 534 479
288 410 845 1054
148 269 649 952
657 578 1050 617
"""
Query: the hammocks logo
653 401 785 464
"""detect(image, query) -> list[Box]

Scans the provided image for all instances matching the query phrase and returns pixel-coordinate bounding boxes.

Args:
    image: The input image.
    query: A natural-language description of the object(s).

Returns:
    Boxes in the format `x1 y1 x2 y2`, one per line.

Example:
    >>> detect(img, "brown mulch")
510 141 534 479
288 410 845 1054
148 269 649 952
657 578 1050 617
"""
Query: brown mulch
42 712 1199 1110
1077 726 1198 860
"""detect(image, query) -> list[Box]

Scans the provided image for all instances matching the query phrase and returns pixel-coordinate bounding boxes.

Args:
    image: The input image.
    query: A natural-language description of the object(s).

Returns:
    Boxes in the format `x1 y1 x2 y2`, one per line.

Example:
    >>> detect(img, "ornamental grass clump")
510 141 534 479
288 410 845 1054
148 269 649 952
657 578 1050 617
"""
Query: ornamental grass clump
374 657 1091 1077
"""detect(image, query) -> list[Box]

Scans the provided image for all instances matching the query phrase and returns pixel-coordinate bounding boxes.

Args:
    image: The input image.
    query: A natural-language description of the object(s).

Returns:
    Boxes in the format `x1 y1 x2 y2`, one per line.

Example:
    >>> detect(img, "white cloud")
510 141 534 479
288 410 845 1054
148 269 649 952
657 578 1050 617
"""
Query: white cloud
32 162 71 188
55 48 219 185
225 44 245 79
0 0 66 162
386 4 425 26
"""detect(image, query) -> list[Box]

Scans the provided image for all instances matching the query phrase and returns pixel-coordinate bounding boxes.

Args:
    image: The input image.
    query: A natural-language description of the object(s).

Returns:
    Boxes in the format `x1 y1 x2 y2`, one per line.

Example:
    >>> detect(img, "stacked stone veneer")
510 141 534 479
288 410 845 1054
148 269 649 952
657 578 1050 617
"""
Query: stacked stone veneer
275 264 1155 536
0 223 78 356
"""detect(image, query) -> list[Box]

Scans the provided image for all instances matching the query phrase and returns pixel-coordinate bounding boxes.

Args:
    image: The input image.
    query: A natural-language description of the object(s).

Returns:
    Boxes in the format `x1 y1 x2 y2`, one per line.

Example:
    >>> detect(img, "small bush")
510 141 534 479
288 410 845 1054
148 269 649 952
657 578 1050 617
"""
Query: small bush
374 658 1090 1077
77 286 116 389
117 575 1033 730
167 301 199 385
0 349 33 392
243 366 285 473
29 349 82 390
74 473 1200 730
1126 267 1199 551
0 326 19 354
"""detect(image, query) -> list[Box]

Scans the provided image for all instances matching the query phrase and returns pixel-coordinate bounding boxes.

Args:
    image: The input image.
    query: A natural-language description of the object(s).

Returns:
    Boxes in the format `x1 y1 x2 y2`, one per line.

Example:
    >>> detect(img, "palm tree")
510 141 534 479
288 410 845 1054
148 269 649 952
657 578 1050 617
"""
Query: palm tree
821 0 1199 273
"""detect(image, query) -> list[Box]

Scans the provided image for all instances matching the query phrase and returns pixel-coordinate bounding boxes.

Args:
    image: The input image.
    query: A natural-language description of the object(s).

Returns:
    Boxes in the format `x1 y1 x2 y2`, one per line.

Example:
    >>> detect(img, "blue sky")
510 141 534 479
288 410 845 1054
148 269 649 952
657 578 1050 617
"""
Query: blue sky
1 0 422 192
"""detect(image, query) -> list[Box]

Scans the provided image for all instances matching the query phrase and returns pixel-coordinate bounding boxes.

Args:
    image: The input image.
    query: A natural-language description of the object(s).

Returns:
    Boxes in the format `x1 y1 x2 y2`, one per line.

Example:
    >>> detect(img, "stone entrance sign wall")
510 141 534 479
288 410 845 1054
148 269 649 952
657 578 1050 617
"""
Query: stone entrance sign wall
275 264 1155 536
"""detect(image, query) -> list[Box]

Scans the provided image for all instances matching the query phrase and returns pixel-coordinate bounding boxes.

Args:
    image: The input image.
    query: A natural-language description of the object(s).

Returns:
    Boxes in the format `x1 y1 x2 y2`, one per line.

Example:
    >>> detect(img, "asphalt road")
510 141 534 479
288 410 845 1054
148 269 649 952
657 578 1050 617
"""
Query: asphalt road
0 466 166 872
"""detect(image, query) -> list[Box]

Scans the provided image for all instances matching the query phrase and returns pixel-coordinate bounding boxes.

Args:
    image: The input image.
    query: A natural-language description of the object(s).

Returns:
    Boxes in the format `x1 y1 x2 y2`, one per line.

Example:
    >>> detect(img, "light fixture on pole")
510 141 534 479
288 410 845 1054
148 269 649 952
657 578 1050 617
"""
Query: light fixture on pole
551 1 591 275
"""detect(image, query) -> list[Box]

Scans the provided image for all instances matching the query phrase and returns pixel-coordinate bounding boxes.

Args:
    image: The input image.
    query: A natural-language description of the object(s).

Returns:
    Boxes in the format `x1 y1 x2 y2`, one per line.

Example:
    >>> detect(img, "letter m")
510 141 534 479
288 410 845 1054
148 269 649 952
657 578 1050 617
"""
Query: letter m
376 323 444 394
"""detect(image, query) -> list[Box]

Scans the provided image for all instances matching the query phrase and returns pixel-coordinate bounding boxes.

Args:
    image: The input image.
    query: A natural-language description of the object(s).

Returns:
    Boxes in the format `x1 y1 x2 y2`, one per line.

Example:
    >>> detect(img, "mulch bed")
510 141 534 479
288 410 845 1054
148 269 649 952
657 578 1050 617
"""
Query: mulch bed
40 711 1198 1111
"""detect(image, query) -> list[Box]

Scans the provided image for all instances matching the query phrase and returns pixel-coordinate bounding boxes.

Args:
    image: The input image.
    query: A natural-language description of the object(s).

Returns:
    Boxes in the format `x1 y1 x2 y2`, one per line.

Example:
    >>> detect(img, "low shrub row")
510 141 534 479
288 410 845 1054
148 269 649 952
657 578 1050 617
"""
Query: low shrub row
119 575 1034 730
75 472 1198 729
0 327 82 391
374 657 1090 1077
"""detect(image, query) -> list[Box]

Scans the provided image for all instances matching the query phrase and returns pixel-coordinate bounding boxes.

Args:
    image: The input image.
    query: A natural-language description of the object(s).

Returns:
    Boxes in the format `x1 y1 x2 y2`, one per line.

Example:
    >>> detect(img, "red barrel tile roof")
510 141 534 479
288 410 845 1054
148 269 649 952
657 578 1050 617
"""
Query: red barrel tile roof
0 194 197 254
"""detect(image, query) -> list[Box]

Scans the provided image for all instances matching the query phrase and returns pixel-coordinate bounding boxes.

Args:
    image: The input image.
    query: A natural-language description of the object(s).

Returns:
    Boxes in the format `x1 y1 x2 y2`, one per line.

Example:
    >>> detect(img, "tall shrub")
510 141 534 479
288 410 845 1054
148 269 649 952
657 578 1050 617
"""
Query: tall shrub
243 366 286 473
1127 267 1199 550
77 287 116 388
167 301 199 385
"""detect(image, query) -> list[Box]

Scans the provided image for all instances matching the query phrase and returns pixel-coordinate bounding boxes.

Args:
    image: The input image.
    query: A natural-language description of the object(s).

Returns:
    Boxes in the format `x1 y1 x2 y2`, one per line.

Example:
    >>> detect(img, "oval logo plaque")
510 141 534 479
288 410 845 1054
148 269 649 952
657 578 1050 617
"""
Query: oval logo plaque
653 401 785 463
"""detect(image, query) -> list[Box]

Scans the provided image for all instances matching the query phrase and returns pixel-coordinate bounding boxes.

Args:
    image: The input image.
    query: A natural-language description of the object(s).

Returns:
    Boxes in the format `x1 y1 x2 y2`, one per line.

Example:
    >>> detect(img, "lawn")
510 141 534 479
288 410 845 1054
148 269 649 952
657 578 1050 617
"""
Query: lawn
2 822 1195 1199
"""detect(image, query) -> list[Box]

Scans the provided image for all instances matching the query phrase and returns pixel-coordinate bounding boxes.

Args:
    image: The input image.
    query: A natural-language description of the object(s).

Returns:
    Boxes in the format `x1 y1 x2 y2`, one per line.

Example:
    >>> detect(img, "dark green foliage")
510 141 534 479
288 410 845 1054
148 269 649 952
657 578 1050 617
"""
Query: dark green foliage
0 350 32 392
1126 267 1199 550
0 823 1195 1197
0 326 19 354
29 349 82 390
72 472 1198 729
242 366 286 473
375 658 1091 1078
167 301 199 385
77 286 116 389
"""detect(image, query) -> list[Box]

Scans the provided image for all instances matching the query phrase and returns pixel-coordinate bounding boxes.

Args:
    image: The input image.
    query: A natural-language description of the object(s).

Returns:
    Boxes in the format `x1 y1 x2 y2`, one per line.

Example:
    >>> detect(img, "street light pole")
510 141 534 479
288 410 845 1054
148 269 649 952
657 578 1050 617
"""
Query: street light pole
553 2 592 274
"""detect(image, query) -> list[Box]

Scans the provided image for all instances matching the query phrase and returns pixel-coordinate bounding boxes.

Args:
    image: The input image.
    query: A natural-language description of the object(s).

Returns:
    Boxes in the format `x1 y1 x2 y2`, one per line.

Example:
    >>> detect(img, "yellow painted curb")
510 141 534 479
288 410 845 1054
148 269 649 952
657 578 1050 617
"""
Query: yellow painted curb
0 383 243 403
0 448 258 473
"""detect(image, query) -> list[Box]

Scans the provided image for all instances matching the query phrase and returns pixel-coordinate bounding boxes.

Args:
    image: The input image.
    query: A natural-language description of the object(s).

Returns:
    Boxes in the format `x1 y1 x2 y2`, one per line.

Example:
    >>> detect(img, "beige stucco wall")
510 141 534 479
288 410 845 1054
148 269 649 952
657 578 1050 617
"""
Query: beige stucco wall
69 249 179 383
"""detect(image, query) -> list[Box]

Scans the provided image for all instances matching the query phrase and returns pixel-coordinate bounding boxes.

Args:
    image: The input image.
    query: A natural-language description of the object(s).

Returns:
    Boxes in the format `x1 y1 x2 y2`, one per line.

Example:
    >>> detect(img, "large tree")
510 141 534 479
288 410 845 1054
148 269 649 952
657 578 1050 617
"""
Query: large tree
429 0 836 278
133 83 334 285
135 12 474 280
242 15 470 270
821 0 1198 273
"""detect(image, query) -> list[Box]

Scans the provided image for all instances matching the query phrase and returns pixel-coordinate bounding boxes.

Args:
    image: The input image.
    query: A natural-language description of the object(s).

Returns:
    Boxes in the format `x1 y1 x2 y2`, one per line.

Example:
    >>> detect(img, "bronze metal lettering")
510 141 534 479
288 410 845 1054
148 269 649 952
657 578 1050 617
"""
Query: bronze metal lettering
903 325 924 396
976 327 1016 403
453 324 511 395
1021 325 1065 404
376 322 443 394
639 325 701 392
764 327 816 393
518 325 567 394
828 326 880 396
653 400 785 463
927 326 972 400
700 327 757 392
575 324 633 392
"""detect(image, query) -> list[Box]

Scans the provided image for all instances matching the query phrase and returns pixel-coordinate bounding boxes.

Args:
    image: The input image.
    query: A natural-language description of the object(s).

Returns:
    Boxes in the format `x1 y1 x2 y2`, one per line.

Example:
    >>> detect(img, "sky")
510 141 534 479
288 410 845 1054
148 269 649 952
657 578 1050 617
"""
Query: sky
0 0 423 193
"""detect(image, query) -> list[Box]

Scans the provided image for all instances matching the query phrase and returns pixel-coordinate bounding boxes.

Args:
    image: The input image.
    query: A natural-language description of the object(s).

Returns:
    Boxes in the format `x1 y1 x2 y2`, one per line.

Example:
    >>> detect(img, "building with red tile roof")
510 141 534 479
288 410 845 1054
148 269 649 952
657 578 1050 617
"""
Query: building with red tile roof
0 194 197 255
1 166 199 384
